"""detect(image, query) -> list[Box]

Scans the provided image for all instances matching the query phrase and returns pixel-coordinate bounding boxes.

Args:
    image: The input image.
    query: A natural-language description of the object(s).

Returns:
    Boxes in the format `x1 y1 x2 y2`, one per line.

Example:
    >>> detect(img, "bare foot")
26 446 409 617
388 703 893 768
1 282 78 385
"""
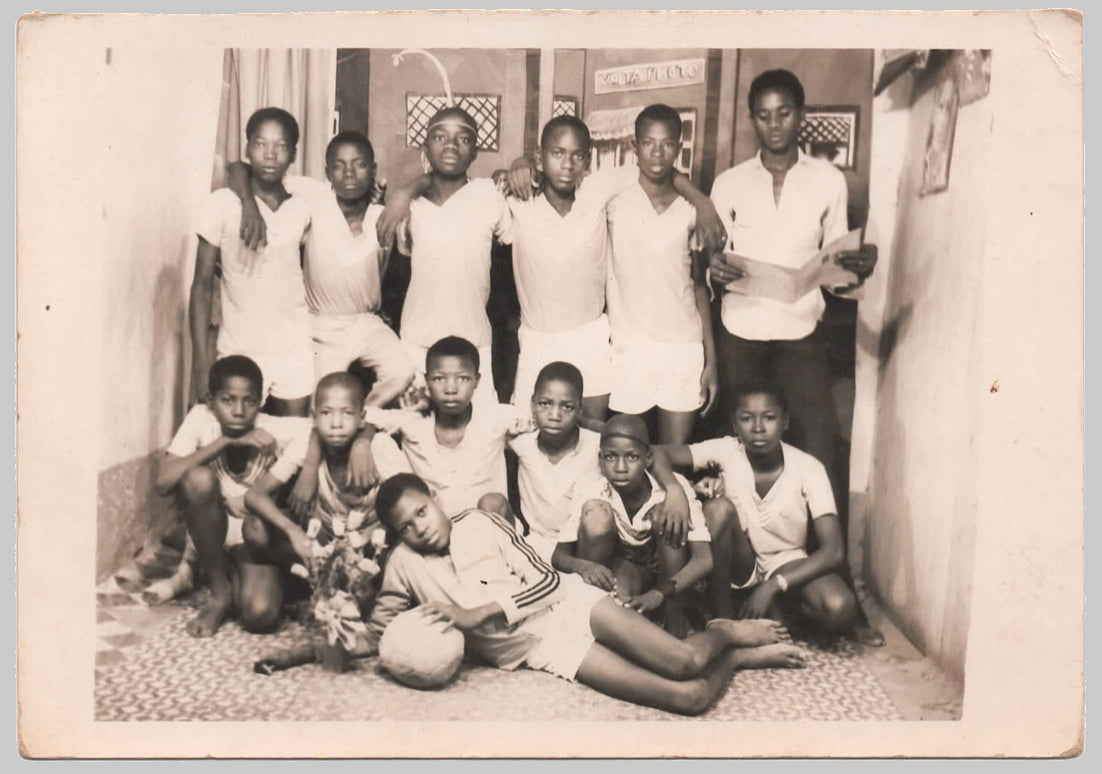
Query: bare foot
142 563 194 606
185 593 232 638
706 617 791 647
734 642 807 670
853 623 886 647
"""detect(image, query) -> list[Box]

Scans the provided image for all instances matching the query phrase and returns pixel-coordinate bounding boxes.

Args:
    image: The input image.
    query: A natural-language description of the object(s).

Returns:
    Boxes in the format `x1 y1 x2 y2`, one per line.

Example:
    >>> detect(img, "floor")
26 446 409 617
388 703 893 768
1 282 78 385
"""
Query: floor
94 542 963 723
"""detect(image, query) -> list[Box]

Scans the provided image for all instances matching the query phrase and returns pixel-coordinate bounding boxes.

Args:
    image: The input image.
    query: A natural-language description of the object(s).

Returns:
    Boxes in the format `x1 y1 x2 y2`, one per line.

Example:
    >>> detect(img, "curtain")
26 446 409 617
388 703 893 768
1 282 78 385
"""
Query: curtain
210 48 336 191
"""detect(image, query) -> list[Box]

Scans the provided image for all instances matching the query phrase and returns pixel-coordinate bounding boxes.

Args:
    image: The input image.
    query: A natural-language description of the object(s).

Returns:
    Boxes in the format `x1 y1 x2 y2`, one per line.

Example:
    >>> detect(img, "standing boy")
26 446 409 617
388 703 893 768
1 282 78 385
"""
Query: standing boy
230 131 415 407
365 473 805 716
552 414 714 636
155 355 312 637
605 104 719 445
500 116 728 420
190 107 313 416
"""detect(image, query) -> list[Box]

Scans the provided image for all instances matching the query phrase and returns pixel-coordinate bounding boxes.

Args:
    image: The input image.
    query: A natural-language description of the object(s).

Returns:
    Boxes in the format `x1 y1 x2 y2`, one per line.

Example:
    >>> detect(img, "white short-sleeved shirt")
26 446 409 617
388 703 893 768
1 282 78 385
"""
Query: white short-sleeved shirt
709 151 849 341
400 178 508 349
689 437 836 561
194 188 312 356
507 428 602 541
498 166 636 333
283 175 387 317
560 471 709 547
166 405 312 500
364 403 535 516
606 183 701 345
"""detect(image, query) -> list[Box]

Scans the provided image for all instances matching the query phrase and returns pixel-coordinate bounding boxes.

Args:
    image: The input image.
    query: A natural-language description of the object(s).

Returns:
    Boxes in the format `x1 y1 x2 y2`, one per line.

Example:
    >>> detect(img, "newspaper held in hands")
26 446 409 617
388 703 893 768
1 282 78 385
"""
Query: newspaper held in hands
723 228 863 304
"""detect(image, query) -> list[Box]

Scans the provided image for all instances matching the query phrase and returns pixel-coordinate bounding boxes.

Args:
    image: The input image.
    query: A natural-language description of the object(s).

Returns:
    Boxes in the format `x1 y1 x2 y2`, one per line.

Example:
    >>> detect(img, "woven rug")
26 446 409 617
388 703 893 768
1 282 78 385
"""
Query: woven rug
94 606 903 722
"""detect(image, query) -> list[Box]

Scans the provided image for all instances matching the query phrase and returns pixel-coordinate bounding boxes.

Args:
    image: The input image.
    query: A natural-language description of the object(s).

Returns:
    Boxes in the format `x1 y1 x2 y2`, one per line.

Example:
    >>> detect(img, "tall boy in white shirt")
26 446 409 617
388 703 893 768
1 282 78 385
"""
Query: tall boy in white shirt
190 107 314 417
605 104 719 445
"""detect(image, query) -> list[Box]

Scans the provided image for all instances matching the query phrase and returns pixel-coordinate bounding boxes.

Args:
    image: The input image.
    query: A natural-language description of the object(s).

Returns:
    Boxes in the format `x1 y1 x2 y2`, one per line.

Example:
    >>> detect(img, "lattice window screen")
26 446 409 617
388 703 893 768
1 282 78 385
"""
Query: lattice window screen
406 94 501 151
797 106 859 169
552 96 578 118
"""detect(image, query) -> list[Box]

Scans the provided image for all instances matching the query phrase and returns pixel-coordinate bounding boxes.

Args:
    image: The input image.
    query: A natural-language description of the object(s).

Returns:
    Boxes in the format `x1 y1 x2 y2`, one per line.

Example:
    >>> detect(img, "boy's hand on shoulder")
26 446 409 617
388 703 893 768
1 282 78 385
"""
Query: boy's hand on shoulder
398 384 431 414
349 436 380 491
288 467 319 520
699 363 719 417
376 194 413 251
239 199 267 252
692 201 728 255
507 157 539 200
648 498 689 549
692 475 725 500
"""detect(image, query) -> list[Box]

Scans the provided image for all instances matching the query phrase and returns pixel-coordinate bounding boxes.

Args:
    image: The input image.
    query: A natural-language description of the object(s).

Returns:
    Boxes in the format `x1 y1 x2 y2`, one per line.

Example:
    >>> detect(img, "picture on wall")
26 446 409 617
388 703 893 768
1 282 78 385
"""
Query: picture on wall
920 67 960 196
798 105 859 170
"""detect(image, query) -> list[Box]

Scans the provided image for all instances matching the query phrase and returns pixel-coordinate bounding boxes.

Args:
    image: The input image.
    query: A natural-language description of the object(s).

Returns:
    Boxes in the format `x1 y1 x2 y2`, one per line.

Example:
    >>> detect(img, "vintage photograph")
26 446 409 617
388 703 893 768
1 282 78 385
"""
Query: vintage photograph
16 10 1083 759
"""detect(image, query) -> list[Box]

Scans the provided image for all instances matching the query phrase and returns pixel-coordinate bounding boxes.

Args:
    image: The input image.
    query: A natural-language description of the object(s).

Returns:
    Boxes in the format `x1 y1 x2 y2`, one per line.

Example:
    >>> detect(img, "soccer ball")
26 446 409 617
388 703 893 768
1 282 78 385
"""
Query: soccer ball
378 607 465 689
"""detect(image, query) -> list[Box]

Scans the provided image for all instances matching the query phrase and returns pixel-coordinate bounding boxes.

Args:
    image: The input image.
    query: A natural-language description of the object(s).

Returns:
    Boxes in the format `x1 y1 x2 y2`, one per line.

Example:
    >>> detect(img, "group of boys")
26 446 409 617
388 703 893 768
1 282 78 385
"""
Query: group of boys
158 68 879 714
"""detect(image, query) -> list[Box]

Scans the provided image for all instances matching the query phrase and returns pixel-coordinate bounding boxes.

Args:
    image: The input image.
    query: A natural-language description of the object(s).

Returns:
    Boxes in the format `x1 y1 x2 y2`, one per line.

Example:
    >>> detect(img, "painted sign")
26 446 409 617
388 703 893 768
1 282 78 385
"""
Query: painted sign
594 58 706 95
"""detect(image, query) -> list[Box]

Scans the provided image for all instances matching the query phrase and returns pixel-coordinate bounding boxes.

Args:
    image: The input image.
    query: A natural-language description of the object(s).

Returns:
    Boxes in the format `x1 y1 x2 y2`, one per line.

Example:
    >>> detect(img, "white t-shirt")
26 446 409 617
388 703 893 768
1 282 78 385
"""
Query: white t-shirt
498 166 636 333
507 427 602 541
689 437 836 562
559 471 710 547
400 178 509 349
194 188 312 356
165 405 312 500
363 403 535 516
606 183 702 345
709 151 849 341
284 175 387 317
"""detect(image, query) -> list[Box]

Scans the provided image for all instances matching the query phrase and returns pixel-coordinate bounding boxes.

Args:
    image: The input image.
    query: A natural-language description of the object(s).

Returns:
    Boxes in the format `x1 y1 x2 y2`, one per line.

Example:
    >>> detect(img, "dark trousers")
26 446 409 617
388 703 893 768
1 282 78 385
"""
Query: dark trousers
717 325 837 479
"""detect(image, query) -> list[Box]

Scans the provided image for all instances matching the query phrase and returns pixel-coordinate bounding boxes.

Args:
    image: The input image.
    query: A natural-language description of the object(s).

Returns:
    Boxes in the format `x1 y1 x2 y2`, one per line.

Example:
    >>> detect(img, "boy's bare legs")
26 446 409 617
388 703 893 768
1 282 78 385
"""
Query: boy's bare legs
233 549 283 634
179 467 234 637
702 497 757 620
477 492 528 535
576 501 619 567
654 539 692 637
656 408 696 446
265 395 311 417
772 561 859 635
581 394 610 424
577 597 804 715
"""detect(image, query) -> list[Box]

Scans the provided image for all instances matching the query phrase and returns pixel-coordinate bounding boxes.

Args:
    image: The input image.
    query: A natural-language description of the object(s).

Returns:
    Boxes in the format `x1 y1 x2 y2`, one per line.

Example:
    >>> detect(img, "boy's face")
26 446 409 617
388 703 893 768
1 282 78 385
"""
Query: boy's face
386 488 452 554
531 379 581 440
425 354 479 417
209 376 262 438
424 122 477 179
326 143 376 203
751 88 803 156
313 384 364 450
734 393 789 455
538 126 590 196
599 436 652 492
634 119 681 183
246 120 296 185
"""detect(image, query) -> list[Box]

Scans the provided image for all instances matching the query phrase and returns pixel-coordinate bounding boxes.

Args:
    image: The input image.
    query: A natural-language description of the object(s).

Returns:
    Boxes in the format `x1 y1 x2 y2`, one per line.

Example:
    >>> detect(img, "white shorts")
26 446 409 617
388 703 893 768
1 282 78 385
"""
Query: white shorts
731 547 809 590
310 312 415 397
217 347 314 403
608 334 704 414
403 340 499 408
182 494 247 563
521 532 559 564
523 575 608 681
512 315 613 404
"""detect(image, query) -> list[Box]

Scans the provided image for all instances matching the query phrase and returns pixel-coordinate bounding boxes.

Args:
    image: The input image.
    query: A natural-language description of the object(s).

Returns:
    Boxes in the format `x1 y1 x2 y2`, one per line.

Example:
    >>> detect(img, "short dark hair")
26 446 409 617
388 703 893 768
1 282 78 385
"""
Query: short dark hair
245 107 300 147
315 371 366 408
426 336 480 374
208 355 263 397
748 69 806 111
345 360 378 400
731 378 789 414
634 104 682 141
533 361 584 402
325 130 375 166
375 473 432 527
540 115 591 152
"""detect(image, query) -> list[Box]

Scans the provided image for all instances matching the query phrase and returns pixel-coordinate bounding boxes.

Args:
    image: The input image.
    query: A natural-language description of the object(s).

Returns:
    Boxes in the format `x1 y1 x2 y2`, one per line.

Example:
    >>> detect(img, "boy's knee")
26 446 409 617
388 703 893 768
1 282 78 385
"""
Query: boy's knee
180 466 219 503
702 497 738 537
666 643 709 681
579 501 616 538
477 492 510 518
817 589 858 632
672 679 713 716
239 595 281 633
242 514 271 548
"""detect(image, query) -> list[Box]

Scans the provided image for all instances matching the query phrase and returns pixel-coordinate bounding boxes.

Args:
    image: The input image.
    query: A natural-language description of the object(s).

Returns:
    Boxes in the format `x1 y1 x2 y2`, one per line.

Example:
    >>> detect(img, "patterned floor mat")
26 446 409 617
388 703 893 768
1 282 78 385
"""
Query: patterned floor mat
94 606 903 722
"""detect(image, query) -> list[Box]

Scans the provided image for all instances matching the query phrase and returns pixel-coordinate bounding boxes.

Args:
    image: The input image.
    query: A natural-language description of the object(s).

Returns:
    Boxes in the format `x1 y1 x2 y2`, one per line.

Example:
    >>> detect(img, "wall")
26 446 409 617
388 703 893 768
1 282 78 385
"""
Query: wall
95 47 225 579
368 48 528 190
553 49 586 113
853 58 991 679
582 48 711 182
733 49 874 216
